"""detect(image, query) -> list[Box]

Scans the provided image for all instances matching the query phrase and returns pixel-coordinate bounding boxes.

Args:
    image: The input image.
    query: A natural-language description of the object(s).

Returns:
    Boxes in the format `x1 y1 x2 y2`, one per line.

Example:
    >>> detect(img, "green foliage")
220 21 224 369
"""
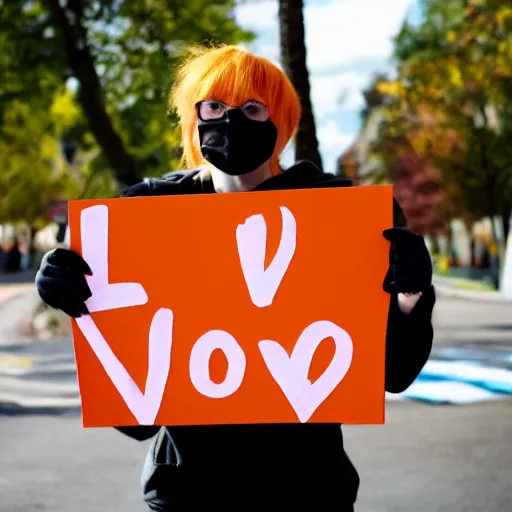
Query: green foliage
0 0 253 225
371 0 512 225
0 93 81 225
83 0 254 175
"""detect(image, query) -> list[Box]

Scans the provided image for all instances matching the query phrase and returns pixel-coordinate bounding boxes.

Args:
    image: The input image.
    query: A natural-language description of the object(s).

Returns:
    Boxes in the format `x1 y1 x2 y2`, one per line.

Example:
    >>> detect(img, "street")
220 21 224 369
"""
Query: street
0 293 511 511
0 400 511 511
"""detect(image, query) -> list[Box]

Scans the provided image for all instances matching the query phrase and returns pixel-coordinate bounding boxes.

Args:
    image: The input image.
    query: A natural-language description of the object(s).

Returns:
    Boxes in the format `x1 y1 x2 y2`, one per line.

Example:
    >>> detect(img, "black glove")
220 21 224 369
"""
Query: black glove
35 248 92 318
382 227 432 294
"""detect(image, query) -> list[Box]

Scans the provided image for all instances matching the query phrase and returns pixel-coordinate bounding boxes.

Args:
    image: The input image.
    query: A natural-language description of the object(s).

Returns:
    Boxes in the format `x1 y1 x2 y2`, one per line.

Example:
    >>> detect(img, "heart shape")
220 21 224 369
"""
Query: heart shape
259 320 353 423
75 308 173 425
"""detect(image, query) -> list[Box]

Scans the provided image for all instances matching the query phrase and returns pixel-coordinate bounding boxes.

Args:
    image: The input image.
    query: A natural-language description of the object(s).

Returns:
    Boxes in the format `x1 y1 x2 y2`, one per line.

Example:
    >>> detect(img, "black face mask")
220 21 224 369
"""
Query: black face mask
198 108 278 176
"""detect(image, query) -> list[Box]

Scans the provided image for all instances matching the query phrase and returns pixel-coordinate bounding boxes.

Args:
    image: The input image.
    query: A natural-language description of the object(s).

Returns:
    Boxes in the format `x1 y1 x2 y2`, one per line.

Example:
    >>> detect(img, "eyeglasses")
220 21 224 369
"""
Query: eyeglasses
196 100 270 122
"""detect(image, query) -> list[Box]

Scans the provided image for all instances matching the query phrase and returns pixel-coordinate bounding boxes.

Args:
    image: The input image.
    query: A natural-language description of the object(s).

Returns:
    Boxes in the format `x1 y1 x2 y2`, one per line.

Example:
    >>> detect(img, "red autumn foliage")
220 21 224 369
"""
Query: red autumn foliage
390 155 449 235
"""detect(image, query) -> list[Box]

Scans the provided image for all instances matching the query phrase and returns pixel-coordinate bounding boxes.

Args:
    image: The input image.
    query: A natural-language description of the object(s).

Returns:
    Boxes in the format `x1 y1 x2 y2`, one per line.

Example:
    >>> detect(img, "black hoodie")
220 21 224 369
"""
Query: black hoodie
116 161 435 511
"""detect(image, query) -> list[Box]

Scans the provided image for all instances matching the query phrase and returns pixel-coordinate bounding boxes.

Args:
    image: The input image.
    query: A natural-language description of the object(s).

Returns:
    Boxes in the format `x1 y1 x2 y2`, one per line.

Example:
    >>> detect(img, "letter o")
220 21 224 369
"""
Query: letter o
189 330 246 399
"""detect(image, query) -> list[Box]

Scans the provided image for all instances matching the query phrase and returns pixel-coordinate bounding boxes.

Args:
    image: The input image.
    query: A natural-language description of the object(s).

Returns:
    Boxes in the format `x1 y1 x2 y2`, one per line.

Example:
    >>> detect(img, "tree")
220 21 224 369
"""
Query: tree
278 0 322 169
361 73 389 124
0 0 254 188
350 73 459 236
372 0 512 241
0 91 82 226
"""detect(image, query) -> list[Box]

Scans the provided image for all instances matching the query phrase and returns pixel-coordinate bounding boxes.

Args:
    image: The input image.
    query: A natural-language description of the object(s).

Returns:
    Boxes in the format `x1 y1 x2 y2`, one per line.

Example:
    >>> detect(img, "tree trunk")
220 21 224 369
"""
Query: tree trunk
278 0 323 169
29 225 38 268
44 0 140 188
502 208 511 242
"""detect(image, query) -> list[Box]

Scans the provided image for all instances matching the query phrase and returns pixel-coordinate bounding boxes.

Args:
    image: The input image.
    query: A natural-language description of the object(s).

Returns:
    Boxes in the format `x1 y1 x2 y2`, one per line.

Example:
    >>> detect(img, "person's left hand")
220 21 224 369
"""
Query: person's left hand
382 227 433 314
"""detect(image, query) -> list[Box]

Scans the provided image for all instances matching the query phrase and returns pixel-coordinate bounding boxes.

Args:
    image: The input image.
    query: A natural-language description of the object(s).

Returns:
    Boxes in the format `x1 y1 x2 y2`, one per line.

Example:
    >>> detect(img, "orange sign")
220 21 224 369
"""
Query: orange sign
68 185 393 428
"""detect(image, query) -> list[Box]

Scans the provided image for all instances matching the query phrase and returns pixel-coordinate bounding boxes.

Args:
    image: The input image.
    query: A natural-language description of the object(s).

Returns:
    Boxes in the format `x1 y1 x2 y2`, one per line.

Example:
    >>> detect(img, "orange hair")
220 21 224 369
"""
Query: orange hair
169 44 302 175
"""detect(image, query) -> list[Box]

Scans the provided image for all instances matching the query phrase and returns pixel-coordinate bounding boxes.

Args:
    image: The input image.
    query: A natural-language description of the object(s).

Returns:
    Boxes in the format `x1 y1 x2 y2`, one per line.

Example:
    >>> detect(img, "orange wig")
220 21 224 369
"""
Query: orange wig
169 45 302 175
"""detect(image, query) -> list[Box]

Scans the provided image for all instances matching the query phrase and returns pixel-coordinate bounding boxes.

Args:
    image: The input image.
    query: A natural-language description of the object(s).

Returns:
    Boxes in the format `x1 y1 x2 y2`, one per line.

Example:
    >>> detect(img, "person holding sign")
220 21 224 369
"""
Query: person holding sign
35 45 435 511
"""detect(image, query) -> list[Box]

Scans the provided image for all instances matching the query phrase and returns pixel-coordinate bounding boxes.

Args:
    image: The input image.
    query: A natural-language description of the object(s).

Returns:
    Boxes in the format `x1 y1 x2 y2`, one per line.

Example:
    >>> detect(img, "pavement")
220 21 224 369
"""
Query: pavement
0 270 39 342
0 277 511 511
0 283 34 305
430 288 512 363
0 400 510 512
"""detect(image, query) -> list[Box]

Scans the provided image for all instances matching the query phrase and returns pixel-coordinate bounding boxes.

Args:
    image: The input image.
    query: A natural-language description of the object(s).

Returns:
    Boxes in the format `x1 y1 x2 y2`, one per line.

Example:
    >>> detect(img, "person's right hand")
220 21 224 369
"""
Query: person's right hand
35 248 93 318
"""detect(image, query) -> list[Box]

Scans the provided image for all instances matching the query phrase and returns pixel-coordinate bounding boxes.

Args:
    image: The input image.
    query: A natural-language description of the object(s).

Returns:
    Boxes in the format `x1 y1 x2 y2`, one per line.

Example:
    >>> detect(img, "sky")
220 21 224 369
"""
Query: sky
235 0 423 172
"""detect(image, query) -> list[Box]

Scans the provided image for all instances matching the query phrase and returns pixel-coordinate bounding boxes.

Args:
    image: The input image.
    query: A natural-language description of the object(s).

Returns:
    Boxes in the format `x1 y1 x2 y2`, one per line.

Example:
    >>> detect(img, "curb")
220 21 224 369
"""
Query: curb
0 402 80 416
432 278 512 303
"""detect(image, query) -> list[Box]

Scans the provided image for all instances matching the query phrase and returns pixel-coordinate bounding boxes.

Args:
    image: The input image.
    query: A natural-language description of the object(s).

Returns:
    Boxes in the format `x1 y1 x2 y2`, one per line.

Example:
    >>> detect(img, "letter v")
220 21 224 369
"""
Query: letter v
236 206 296 308
75 309 173 425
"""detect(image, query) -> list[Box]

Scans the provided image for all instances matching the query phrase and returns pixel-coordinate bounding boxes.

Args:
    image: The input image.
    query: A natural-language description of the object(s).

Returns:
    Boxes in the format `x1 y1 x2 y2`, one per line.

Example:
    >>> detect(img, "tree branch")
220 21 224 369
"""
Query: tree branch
43 0 140 187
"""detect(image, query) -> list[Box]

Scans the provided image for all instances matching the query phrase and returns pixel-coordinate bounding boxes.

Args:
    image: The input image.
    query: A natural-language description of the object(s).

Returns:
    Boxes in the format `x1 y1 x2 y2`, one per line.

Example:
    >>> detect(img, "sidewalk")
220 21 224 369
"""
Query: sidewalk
433 275 512 302
0 282 35 308
0 285 41 347
0 276 79 414
0 270 39 343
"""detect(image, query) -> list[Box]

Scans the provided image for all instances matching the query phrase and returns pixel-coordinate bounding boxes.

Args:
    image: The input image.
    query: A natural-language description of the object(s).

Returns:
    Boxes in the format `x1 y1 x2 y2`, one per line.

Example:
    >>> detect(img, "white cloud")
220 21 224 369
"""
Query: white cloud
279 122 355 172
235 0 416 169
280 142 295 169
317 120 355 169
303 0 414 73
250 41 280 66
236 0 413 71
311 71 369 120
235 1 277 33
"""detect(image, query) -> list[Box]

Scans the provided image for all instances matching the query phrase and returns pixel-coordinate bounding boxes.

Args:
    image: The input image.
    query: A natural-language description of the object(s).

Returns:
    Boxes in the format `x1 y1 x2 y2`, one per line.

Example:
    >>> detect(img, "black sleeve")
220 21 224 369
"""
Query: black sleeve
384 197 435 393
385 285 435 393
392 197 407 228
115 426 161 441
121 170 202 198
122 181 152 197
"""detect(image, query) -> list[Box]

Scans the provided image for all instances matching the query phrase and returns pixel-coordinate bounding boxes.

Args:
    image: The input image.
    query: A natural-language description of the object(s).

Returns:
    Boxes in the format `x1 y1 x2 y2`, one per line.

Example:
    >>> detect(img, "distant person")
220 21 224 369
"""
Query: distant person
34 45 435 511
3 240 21 273
481 247 490 269
17 233 31 270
